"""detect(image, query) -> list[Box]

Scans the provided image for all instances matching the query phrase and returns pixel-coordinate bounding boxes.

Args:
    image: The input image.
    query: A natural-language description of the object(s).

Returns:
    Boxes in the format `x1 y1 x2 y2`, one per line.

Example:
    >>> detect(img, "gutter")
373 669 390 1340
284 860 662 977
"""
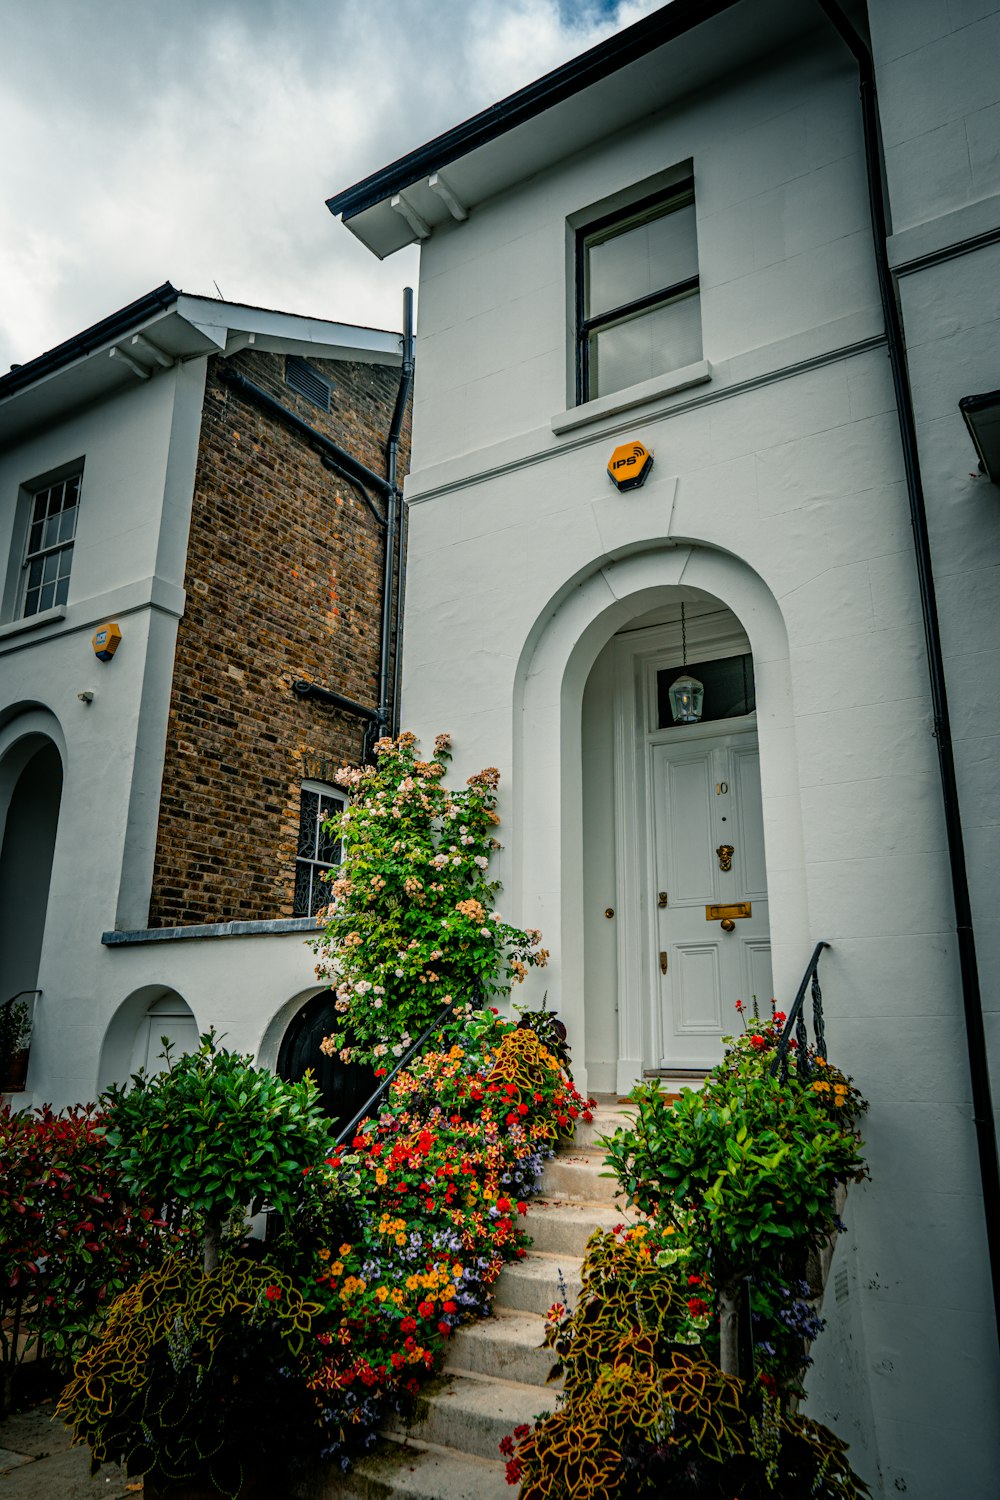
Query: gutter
325 0 741 223
817 0 1000 1348
384 288 415 736
0 282 180 401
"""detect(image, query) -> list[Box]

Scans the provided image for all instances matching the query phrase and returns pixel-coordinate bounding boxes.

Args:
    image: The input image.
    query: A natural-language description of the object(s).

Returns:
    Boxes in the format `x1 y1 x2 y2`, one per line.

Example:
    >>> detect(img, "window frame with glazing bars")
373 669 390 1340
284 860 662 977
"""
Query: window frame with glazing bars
20 469 83 618
575 179 698 406
293 780 347 918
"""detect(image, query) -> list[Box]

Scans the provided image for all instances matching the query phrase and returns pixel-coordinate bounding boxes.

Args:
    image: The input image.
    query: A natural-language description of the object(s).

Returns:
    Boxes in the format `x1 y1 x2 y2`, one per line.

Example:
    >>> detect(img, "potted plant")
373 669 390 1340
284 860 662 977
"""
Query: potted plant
0 997 32 1092
58 1031 340 1498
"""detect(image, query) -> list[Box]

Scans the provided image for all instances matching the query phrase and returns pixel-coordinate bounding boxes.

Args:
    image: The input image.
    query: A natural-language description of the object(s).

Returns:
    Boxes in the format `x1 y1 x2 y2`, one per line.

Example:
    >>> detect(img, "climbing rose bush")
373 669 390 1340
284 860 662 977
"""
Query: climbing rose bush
313 732 549 1069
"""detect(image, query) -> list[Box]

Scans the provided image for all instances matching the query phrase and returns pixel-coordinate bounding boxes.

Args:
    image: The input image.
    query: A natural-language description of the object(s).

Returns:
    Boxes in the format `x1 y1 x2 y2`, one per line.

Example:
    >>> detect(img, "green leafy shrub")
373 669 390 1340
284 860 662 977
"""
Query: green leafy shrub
313 732 549 1069
0 1103 170 1415
100 1030 336 1268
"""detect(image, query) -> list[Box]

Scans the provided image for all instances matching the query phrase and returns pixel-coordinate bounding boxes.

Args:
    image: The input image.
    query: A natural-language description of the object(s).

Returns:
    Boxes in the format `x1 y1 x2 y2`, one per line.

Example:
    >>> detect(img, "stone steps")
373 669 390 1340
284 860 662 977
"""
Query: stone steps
297 1105 636 1498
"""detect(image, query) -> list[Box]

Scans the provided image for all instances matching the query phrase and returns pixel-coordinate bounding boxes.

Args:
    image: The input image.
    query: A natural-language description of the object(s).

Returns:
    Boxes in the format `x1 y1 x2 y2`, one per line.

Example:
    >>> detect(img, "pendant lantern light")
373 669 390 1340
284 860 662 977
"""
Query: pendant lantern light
668 603 704 723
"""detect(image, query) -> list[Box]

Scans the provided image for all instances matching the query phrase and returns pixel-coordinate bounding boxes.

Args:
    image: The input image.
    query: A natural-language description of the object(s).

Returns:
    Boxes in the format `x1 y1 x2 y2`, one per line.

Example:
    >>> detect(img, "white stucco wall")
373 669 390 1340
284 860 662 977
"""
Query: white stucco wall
395 19 999 1498
0 360 321 1107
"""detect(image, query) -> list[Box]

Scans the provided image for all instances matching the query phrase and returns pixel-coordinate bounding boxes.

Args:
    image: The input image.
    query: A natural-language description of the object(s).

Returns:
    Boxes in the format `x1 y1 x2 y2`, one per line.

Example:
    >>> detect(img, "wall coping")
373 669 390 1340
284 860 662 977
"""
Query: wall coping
102 917 320 946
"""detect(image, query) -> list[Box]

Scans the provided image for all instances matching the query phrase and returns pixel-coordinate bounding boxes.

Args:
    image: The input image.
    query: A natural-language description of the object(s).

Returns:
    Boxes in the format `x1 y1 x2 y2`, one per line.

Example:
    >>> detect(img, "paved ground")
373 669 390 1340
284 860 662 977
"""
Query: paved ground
0 1401 137 1498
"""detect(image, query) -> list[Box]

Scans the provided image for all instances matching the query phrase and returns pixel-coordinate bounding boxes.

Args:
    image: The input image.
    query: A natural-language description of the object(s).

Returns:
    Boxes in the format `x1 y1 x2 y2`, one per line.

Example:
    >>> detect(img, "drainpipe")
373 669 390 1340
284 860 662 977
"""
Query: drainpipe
817 0 1000 1348
383 288 415 737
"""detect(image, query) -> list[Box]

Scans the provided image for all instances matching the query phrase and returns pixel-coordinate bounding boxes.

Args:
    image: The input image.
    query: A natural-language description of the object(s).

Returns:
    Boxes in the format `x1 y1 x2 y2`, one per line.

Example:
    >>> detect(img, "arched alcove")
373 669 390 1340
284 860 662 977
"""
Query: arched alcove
0 738 63 1019
99 985 199 1090
276 990 377 1130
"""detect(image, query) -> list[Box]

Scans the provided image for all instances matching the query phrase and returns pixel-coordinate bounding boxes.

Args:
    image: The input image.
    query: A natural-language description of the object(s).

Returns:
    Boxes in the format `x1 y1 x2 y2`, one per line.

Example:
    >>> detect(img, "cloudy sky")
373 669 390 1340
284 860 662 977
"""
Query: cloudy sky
1 0 661 370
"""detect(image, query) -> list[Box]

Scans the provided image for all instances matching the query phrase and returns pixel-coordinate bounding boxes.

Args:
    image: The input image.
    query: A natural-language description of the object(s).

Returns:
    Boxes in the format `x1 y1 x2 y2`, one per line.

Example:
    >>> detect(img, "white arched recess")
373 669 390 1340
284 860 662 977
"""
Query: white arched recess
512 543 808 1097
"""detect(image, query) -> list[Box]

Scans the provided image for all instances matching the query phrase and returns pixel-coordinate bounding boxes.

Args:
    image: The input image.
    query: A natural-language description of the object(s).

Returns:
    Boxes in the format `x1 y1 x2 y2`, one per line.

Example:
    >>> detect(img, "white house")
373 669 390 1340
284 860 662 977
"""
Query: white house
326 1 1000 1494
0 286 407 1117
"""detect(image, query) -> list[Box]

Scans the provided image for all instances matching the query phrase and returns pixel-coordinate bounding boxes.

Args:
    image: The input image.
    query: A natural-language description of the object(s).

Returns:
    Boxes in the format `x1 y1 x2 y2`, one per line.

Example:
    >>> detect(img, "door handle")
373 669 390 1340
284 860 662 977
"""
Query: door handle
659 951 668 975
717 844 734 872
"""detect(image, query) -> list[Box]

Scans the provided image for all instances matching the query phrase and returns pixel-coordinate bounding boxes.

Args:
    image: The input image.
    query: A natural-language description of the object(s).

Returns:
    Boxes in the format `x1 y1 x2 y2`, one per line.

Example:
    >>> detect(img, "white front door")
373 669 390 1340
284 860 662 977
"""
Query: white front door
652 729 771 1068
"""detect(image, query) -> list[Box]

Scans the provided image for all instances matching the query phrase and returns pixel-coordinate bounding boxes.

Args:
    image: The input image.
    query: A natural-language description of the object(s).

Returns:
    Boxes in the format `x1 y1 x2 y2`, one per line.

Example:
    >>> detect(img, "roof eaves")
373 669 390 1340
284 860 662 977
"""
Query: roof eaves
0 282 180 404
325 0 741 222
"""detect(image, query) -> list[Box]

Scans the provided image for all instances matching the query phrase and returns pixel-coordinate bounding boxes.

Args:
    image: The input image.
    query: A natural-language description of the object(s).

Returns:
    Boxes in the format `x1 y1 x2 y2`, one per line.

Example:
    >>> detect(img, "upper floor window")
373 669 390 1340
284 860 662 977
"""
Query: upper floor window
19 470 82 618
577 181 701 404
294 780 346 917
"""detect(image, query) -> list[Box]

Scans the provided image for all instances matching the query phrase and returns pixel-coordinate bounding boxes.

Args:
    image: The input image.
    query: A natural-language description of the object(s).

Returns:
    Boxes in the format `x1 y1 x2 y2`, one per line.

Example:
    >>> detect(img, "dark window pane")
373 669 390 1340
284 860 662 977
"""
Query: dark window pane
297 789 319 859
54 575 69 606
30 491 47 524
26 556 44 589
293 860 313 917
56 545 73 581
64 474 80 505
28 520 44 554
39 581 55 612
42 551 59 584
42 513 62 549
58 505 77 543
24 588 40 616
657 653 756 729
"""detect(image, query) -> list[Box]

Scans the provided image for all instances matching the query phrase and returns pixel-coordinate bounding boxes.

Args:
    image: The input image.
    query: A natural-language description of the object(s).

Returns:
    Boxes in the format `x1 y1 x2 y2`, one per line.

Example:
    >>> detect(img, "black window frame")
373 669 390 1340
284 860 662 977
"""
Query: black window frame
575 178 698 406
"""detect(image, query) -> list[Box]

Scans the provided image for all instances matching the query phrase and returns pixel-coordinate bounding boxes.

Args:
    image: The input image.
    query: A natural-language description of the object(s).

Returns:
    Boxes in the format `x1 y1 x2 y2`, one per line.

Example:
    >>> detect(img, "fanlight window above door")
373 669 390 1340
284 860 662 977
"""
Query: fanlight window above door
656 653 755 729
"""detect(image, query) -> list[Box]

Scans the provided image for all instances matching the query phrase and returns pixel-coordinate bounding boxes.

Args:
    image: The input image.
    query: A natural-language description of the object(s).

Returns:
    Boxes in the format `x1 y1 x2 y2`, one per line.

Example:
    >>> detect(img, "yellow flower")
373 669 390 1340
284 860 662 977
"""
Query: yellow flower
395 1233 407 1247
391 1288 405 1306
375 1286 389 1303
452 1264 464 1279
406 1275 420 1292
375 1169 388 1186
331 1261 344 1277
317 1248 331 1262
339 1243 352 1256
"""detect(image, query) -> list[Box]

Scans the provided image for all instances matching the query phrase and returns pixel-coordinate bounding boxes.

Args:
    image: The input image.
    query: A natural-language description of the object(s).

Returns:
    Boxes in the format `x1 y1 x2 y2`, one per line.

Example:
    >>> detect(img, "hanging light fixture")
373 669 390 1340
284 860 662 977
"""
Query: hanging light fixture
668 603 704 723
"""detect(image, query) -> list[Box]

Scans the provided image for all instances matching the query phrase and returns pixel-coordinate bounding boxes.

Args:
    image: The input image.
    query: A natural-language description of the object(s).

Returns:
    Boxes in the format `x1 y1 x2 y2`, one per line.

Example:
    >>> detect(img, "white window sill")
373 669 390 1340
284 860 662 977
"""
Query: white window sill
0 606 66 642
551 359 712 435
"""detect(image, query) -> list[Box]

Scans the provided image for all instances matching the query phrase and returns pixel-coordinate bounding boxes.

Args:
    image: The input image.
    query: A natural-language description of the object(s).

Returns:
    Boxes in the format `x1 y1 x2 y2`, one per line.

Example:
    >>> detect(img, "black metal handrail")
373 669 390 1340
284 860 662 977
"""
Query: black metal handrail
1 990 41 1015
334 994 480 1148
769 943 829 1083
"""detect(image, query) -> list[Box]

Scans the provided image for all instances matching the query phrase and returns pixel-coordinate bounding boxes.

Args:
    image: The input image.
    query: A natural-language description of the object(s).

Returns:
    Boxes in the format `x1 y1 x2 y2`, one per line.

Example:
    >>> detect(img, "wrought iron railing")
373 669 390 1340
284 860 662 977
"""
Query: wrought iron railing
769 942 829 1084
334 995 480 1148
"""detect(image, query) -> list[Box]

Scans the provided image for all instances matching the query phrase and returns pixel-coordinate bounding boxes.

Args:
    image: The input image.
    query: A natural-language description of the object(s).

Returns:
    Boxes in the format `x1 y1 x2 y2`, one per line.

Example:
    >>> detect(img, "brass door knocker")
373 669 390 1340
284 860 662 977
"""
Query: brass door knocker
717 844 734 872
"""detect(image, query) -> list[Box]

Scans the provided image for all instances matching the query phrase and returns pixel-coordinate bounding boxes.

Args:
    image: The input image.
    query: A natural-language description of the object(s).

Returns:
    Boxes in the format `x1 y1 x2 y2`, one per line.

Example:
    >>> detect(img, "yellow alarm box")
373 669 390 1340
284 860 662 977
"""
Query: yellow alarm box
92 622 122 662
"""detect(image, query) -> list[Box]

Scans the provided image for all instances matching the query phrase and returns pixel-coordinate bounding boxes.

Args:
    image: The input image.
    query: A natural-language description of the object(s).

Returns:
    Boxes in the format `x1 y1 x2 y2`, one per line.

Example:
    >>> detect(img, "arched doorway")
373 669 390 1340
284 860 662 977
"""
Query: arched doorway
0 739 62 1019
582 590 770 1093
277 990 377 1131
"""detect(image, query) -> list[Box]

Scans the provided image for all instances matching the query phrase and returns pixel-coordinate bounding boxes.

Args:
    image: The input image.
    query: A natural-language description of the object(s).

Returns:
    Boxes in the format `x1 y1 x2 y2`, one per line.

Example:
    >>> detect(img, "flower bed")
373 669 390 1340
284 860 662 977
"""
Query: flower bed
271 1008 593 1467
503 1001 870 1498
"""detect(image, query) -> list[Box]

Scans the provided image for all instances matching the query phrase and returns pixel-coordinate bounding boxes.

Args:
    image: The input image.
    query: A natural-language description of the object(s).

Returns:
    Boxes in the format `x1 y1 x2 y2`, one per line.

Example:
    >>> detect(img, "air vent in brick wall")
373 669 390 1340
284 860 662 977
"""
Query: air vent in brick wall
285 355 332 411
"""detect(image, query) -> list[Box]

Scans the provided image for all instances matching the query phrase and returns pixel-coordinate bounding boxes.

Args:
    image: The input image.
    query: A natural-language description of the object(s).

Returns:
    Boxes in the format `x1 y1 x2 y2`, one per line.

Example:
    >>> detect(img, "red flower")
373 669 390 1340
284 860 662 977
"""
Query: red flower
749 1034 766 1050
417 1300 434 1318
505 1112 517 1126
687 1274 702 1286
265 1285 282 1302
504 1083 517 1098
773 1011 787 1026
517 1201 528 1216
687 1296 709 1318
496 1197 512 1213
400 1317 417 1333
438 1321 451 1336
374 1067 388 1078
735 1000 745 1012
517 1103 528 1115
443 1300 457 1313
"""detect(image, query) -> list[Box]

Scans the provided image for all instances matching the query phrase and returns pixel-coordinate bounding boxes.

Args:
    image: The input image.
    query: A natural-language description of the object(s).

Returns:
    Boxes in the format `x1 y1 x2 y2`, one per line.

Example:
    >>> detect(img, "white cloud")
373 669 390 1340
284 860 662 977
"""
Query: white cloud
0 0 662 368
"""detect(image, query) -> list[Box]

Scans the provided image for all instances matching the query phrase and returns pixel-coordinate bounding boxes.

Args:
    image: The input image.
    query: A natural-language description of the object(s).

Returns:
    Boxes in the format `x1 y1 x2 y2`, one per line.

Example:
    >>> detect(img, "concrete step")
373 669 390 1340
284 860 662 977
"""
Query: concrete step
295 1438 511 1500
445 1307 555 1388
492 1250 582 1317
568 1108 636 1155
523 1196 628 1257
384 1371 559 1463
539 1151 624 1203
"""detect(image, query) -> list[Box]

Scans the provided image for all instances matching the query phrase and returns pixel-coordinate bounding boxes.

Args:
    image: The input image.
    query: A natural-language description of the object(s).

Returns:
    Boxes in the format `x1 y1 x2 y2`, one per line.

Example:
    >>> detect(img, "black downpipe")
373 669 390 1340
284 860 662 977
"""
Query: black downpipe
817 0 1000 1348
383 288 415 738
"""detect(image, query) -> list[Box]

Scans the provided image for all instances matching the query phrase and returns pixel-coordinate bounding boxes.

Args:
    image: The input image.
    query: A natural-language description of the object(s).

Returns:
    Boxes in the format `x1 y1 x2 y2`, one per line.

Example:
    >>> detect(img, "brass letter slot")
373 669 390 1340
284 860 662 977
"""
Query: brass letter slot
705 902 751 921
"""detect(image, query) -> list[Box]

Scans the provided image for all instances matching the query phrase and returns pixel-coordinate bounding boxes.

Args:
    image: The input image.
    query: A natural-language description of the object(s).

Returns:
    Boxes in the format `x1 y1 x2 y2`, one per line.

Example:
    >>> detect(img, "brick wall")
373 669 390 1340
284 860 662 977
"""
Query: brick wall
147 347 409 927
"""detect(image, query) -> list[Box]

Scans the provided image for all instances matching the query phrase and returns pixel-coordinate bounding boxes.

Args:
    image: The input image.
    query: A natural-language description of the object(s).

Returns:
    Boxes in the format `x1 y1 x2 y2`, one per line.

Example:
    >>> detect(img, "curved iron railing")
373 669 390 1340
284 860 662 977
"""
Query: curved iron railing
334 995 479 1148
769 942 829 1083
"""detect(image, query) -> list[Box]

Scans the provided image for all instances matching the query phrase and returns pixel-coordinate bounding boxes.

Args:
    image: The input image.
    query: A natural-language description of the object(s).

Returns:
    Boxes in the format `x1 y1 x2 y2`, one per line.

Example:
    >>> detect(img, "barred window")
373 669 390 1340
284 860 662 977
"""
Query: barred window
294 781 346 917
21 471 81 617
